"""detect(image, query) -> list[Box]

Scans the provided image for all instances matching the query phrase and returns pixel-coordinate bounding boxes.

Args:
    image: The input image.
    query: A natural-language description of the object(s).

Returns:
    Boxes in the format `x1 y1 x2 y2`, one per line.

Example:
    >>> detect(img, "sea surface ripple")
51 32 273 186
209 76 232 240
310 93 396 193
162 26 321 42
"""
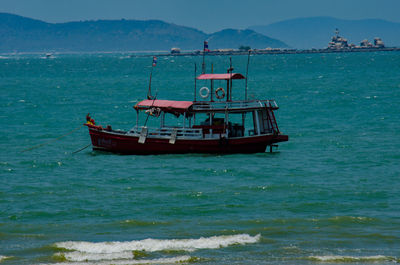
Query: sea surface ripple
1 52 400 264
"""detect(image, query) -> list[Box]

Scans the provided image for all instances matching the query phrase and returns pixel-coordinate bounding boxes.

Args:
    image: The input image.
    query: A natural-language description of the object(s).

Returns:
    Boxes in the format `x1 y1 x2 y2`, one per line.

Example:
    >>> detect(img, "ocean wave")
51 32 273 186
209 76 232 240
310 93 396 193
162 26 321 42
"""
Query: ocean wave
0 256 11 262
309 255 397 262
118 219 170 227
55 251 134 262
264 216 380 226
327 216 377 223
55 234 260 253
48 255 193 265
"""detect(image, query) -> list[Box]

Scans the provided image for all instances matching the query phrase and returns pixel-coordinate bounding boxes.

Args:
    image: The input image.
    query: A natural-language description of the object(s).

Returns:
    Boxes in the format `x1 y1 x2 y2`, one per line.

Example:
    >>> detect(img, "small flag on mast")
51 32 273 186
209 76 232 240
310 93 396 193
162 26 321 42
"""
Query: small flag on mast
152 56 157 66
203 41 210 52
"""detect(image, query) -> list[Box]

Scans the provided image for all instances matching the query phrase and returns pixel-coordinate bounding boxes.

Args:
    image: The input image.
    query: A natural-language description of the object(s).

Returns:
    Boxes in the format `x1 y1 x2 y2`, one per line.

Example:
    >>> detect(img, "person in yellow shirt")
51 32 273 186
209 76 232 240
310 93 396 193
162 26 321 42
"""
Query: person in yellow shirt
86 113 95 125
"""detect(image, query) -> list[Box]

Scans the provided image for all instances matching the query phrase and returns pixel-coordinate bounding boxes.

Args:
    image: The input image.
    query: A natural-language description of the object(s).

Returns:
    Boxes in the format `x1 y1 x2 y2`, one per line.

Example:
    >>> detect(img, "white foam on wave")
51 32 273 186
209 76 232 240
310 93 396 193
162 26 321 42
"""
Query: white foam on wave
56 234 260 253
56 251 134 262
47 255 192 265
0 256 11 262
310 255 396 262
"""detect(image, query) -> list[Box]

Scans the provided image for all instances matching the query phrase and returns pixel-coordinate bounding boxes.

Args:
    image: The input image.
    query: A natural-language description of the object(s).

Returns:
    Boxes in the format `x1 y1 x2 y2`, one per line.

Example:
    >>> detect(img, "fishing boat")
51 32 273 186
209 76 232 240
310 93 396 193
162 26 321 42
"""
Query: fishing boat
85 57 288 154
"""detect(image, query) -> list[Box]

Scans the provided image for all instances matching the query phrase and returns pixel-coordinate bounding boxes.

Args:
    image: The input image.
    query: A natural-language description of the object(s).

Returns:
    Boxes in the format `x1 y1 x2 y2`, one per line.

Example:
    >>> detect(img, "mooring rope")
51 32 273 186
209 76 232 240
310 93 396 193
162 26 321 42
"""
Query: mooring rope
21 124 84 153
72 143 91 154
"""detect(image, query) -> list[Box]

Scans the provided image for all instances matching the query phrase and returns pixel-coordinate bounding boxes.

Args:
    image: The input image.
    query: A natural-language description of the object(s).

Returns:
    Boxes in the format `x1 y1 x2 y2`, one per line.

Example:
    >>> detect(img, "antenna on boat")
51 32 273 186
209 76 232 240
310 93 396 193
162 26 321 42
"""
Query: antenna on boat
202 52 205 74
211 63 214 102
229 57 233 101
245 50 251 101
194 63 197 102
202 40 209 74
147 56 157 100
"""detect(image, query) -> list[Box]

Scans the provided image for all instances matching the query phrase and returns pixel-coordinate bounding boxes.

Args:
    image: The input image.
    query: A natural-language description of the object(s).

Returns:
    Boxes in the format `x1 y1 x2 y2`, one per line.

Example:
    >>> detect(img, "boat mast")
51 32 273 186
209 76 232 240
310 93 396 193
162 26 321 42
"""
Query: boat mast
202 40 208 74
245 50 251 101
243 50 251 127
211 63 214 102
202 52 206 74
147 56 157 100
194 63 197 102
147 67 154 99
144 57 158 127
230 57 233 101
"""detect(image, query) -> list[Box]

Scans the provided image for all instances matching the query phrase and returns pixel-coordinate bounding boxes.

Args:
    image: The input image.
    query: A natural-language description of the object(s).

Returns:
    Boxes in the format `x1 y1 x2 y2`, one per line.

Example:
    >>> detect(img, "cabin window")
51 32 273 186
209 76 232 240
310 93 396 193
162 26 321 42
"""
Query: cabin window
193 113 226 126
210 113 225 125
229 111 255 136
194 113 212 126
192 113 226 137
225 113 244 137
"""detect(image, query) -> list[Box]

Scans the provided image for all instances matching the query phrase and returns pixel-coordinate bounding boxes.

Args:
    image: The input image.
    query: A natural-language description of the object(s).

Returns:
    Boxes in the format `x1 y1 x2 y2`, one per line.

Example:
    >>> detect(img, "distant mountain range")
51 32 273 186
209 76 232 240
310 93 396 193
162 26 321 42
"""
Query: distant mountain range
2 13 399 52
207 29 286 50
0 13 287 53
249 17 400 49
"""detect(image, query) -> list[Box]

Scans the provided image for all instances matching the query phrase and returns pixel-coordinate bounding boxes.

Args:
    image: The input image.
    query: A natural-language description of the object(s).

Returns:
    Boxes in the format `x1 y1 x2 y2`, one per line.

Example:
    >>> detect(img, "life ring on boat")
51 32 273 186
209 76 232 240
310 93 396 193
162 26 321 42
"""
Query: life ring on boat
215 87 225 99
199 86 210 98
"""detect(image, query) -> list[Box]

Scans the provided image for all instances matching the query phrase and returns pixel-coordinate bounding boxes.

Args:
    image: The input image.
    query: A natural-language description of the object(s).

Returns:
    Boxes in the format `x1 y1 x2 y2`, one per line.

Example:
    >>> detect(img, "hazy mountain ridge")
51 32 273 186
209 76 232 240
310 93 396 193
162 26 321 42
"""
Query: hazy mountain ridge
0 13 288 52
208 29 287 49
249 16 400 49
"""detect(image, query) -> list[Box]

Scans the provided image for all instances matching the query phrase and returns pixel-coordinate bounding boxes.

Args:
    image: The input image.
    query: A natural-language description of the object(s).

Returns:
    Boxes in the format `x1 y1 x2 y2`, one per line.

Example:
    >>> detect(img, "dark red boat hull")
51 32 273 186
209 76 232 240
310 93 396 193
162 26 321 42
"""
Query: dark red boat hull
87 126 288 154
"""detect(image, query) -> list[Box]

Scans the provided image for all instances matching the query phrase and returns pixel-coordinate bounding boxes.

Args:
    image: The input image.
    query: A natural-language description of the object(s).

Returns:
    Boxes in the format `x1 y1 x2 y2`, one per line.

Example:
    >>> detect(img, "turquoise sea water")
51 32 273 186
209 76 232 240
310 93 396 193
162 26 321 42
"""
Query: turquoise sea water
1 52 400 264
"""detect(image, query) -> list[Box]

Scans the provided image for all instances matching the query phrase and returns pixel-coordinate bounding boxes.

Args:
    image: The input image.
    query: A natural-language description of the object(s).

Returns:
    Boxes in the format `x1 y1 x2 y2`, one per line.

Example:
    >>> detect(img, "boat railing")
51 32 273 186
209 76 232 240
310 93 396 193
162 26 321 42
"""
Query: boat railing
192 100 278 111
128 126 203 139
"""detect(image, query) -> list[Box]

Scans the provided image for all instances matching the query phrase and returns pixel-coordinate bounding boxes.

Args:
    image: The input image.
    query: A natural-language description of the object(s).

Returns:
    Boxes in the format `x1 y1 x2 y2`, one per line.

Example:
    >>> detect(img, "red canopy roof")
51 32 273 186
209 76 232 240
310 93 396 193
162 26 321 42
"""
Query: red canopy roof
196 73 245 80
135 99 193 113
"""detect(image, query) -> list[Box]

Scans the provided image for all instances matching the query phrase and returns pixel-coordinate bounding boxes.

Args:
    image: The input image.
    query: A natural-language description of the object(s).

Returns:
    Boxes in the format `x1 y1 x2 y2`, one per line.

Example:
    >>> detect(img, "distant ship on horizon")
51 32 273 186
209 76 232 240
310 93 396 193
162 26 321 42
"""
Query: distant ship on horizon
328 28 385 50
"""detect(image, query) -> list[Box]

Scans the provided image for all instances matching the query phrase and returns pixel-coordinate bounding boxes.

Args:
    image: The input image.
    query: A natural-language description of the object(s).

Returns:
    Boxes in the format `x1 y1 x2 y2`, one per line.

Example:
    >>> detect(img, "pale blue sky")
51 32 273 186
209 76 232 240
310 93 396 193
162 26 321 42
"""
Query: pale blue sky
1 0 399 32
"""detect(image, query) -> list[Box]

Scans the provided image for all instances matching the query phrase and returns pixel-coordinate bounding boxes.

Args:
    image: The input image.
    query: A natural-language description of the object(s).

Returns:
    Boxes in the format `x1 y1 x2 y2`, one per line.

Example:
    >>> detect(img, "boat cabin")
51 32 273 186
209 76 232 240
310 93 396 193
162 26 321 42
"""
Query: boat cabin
129 72 281 142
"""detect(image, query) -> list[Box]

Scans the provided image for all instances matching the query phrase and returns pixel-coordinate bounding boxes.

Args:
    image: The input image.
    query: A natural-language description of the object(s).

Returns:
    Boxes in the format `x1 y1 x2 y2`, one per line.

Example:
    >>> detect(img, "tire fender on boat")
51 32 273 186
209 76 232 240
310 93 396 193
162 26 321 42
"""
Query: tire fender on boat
199 86 210 98
219 136 228 146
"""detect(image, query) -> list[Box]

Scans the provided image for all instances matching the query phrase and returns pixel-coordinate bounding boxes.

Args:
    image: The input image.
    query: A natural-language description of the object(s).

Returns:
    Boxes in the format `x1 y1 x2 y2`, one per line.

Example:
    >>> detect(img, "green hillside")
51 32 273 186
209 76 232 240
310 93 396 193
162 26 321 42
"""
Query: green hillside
0 13 288 52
